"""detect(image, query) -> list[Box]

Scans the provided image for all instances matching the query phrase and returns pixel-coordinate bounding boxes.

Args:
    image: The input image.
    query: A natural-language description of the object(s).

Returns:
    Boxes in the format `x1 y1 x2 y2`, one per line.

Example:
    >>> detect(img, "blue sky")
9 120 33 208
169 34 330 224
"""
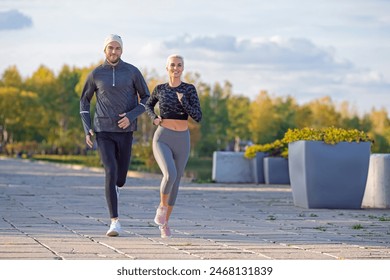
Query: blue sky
1 0 389 115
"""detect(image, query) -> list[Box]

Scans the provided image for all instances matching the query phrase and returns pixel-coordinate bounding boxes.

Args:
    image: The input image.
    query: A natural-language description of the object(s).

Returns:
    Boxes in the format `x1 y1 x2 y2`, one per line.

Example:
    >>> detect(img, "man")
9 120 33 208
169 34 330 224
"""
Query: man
80 34 150 236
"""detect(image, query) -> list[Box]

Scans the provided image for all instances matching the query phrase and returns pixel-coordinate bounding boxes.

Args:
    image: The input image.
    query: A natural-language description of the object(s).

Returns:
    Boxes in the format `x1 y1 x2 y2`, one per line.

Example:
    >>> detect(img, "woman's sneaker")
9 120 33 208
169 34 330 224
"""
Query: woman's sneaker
159 224 172 238
106 220 121 237
154 205 167 225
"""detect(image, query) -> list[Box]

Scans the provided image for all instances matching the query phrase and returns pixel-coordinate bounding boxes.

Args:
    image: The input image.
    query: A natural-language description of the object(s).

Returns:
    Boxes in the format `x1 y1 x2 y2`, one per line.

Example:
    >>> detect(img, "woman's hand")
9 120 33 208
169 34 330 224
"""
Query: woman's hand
176 92 183 103
153 116 163 126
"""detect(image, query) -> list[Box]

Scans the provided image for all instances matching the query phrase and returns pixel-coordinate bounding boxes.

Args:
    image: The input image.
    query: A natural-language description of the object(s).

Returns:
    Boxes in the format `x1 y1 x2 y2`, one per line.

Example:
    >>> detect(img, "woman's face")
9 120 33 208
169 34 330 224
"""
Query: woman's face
166 57 184 79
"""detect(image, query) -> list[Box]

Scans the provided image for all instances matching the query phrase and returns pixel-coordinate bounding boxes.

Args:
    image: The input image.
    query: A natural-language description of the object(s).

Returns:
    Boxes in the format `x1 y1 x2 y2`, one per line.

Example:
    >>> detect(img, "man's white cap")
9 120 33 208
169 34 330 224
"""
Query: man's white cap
103 34 123 50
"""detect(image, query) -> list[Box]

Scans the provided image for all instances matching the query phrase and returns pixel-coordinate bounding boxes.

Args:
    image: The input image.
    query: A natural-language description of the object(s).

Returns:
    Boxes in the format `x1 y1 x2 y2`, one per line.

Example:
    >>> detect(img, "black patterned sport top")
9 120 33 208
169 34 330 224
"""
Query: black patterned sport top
145 82 202 122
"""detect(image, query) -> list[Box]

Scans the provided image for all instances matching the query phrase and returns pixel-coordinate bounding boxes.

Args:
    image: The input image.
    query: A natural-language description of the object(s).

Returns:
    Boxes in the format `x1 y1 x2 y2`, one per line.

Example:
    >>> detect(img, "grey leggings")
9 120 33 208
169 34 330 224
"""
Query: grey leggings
152 126 190 206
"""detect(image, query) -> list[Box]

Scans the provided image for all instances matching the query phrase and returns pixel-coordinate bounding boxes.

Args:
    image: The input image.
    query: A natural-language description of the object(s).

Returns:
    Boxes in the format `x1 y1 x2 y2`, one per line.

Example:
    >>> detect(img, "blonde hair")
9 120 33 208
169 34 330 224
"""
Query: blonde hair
166 54 184 67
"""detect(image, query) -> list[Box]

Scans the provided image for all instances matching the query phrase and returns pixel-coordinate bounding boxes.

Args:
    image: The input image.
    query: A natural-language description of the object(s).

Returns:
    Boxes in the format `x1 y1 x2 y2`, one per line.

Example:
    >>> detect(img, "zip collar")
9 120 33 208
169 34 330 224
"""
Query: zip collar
103 59 122 87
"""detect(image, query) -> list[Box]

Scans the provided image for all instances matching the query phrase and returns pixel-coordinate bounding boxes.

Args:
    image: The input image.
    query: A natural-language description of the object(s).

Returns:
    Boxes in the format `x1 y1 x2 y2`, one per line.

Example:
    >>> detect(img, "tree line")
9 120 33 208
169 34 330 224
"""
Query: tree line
1 63 390 158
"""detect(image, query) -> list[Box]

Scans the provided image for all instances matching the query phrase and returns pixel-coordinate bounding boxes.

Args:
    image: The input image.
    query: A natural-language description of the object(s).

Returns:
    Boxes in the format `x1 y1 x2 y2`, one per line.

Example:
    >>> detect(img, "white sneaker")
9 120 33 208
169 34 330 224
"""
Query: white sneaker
106 220 121 237
159 224 172 238
154 205 168 225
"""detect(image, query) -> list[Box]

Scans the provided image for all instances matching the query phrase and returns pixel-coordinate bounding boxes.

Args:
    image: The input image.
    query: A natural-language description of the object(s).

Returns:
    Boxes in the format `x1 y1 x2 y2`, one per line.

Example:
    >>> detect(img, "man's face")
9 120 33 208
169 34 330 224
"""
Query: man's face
104 41 122 64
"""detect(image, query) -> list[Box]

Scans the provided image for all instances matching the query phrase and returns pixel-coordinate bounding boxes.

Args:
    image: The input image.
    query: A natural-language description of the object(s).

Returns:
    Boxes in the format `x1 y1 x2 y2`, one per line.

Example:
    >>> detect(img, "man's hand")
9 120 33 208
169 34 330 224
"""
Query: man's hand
86 129 94 148
118 113 130 129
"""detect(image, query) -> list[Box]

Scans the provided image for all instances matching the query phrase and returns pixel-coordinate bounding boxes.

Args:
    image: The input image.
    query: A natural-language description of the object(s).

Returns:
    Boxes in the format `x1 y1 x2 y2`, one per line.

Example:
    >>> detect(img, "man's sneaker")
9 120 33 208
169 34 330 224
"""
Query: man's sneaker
106 219 121 237
159 224 172 238
154 205 168 225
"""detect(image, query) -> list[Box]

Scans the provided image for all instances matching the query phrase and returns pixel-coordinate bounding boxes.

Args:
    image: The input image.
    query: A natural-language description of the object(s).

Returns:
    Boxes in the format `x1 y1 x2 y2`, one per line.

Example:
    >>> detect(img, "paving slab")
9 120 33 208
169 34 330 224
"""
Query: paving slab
1 156 390 260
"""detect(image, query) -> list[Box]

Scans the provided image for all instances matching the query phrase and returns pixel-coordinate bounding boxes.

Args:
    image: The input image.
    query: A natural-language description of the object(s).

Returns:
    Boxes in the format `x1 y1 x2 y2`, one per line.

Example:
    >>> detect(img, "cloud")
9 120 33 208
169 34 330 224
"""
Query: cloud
344 70 385 85
157 34 390 89
139 34 390 114
0 10 33 31
161 34 353 72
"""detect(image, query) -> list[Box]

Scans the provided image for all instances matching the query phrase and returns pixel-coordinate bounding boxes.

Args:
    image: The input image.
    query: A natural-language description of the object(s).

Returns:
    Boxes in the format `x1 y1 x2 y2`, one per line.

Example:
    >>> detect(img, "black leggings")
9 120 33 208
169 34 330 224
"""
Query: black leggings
96 131 133 218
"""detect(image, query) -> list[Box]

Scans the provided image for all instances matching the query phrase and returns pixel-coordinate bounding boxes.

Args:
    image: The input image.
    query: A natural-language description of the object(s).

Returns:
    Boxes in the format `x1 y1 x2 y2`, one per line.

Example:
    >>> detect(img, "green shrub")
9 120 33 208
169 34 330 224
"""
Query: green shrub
131 141 159 172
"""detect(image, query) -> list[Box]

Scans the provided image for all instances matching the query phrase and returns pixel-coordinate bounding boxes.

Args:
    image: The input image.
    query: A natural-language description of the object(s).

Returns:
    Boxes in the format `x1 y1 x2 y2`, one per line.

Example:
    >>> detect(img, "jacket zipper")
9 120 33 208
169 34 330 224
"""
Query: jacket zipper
112 67 115 87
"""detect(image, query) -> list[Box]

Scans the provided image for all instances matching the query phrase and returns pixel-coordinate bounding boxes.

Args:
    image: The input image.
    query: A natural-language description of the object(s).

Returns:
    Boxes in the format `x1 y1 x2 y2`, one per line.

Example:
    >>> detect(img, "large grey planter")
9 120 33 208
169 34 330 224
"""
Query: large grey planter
263 157 290 185
288 140 371 209
212 151 253 183
251 152 267 184
362 154 390 208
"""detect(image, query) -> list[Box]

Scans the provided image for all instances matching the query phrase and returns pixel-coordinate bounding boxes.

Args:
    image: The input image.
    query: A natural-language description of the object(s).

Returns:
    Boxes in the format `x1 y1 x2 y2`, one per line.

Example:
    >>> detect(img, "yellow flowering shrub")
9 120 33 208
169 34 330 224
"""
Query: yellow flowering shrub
282 127 373 145
244 139 288 159
245 127 372 160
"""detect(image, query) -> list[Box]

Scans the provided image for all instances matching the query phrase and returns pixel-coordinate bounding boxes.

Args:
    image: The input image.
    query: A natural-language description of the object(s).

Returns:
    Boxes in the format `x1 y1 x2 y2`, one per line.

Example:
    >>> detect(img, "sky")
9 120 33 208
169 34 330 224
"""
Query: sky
0 0 389 116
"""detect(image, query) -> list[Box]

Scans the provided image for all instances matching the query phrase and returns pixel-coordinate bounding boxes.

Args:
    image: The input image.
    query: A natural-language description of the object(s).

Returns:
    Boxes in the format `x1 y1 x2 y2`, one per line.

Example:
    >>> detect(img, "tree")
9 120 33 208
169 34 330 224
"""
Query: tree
226 94 251 145
369 108 390 152
196 82 232 154
25 65 57 145
0 87 41 146
338 101 361 129
370 108 389 135
273 95 299 139
2 62 390 158
1 66 23 88
295 104 313 128
249 91 280 144
306 96 341 128
184 72 204 156
196 83 215 156
53 65 82 153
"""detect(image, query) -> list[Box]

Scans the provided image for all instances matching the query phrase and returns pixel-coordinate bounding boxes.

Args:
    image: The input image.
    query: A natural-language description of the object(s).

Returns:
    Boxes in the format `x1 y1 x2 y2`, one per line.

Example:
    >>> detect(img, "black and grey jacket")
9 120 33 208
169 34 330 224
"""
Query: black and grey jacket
80 59 150 135
145 82 202 123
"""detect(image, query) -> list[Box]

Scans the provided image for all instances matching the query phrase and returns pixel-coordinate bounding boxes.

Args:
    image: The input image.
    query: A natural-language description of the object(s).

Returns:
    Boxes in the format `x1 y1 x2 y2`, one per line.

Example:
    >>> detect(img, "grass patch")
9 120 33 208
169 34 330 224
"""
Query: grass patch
352 224 363 230
314 226 326 231
31 154 213 182
185 157 212 182
32 154 102 167
367 215 390 221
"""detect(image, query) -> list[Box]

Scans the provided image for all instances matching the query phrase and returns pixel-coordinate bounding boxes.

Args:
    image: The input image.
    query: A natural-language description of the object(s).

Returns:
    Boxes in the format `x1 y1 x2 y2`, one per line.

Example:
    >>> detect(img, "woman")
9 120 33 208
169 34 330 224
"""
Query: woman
145 54 202 238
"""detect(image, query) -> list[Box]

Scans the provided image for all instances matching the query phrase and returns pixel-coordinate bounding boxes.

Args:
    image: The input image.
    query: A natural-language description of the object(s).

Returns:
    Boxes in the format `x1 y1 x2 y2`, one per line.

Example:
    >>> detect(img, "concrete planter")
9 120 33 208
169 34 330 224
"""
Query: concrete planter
263 157 290 185
362 154 390 208
251 152 267 184
212 151 253 183
288 141 371 209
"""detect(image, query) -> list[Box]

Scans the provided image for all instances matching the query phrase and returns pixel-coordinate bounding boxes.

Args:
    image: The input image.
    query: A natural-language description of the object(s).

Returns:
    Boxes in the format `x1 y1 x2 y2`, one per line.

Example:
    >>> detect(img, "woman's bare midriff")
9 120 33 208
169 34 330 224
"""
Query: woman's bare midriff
161 119 188 131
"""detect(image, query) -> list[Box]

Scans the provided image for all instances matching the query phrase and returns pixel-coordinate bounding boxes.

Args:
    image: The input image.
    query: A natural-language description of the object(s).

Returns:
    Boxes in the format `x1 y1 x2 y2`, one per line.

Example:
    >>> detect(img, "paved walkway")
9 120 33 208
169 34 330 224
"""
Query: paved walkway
1 156 389 260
